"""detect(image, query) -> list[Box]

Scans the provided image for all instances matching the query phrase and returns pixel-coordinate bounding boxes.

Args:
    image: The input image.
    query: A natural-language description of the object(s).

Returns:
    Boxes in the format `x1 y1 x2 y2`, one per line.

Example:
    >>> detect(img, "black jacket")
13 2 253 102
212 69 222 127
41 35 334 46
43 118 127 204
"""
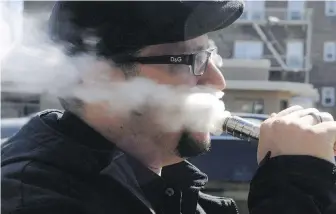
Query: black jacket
2 110 336 214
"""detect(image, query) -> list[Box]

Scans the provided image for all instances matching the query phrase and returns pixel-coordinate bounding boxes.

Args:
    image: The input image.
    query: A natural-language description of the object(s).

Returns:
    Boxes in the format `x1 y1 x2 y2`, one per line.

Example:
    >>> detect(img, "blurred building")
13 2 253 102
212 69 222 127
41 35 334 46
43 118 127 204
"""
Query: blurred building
1 1 60 118
210 0 336 116
205 1 336 213
2 1 335 214
2 1 336 118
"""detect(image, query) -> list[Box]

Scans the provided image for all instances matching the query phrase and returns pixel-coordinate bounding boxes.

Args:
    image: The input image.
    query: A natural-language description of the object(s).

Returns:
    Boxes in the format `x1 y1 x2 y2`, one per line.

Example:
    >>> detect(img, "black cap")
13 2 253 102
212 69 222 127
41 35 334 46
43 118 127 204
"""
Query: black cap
49 1 244 58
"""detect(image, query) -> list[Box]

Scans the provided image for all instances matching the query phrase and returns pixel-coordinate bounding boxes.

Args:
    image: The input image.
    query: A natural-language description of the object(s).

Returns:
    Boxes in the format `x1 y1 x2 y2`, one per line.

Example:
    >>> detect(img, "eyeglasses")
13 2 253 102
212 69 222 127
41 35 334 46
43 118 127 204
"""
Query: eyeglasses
114 48 217 76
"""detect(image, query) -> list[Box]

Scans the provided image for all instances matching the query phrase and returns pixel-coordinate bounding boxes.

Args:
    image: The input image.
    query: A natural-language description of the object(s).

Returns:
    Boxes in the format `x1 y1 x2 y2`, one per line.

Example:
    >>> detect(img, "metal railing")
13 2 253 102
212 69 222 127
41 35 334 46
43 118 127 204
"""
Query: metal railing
268 70 307 83
236 8 313 24
229 55 311 71
225 55 312 83
262 55 312 72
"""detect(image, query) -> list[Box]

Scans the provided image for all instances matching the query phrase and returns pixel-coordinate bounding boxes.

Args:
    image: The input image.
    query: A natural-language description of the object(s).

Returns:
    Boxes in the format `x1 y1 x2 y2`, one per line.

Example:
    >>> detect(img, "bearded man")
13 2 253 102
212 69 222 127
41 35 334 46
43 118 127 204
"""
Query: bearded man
2 1 336 214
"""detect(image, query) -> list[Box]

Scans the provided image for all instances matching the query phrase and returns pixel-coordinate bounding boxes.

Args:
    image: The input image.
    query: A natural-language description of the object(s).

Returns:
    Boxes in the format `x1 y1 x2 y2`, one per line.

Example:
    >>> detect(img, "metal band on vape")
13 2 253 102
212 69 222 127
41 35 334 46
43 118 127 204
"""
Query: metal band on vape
222 116 260 143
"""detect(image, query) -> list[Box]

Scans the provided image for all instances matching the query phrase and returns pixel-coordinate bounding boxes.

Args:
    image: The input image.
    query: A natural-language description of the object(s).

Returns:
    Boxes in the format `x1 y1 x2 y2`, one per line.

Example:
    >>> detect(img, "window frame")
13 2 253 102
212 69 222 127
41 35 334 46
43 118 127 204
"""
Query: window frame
233 41 264 60
325 1 336 16
286 40 305 69
323 41 336 62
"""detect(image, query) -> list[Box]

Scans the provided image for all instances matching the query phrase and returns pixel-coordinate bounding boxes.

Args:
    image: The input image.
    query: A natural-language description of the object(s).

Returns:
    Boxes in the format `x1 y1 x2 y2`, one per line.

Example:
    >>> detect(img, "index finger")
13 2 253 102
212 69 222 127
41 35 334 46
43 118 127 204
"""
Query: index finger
275 105 304 117
312 121 336 145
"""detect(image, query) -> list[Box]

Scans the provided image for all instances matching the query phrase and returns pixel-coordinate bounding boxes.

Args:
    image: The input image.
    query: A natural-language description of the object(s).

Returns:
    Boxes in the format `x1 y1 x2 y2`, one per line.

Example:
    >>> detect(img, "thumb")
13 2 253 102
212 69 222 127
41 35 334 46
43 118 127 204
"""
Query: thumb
312 121 336 146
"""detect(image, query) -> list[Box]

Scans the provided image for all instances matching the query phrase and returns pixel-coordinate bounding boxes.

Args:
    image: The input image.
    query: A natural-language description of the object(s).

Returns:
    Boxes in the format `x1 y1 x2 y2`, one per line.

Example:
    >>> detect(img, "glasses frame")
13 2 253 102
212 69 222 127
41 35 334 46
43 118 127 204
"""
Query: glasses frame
114 48 217 76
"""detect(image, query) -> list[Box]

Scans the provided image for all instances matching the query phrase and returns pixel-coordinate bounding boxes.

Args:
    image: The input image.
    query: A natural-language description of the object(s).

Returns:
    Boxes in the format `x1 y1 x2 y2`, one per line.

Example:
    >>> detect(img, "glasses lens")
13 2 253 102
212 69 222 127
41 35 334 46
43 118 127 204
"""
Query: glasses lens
194 51 211 75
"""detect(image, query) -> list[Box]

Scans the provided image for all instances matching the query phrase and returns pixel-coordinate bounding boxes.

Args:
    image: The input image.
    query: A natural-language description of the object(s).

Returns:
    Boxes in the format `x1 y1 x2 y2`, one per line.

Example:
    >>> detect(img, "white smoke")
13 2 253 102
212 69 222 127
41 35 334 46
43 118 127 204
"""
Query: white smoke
1 3 230 135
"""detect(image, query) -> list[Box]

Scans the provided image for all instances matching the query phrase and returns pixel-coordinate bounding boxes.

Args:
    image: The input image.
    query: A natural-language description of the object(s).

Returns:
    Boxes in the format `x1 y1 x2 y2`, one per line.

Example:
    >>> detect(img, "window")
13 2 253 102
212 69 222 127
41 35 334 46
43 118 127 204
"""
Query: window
289 96 315 108
234 98 264 114
321 87 335 107
325 1 336 16
324 42 336 62
286 41 304 69
287 0 306 20
240 0 265 21
280 100 288 111
239 10 248 20
1 93 40 118
233 41 263 59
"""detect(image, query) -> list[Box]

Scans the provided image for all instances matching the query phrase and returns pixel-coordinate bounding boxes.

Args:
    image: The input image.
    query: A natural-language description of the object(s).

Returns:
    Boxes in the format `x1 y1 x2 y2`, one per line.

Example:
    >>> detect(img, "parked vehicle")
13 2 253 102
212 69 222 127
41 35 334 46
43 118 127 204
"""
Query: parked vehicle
1 112 269 143
1 117 31 143
191 113 270 182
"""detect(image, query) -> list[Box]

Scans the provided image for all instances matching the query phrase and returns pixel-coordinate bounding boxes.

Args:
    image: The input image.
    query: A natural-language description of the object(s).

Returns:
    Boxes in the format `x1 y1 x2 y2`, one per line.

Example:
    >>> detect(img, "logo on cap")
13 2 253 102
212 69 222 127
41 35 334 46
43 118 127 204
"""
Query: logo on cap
170 57 182 63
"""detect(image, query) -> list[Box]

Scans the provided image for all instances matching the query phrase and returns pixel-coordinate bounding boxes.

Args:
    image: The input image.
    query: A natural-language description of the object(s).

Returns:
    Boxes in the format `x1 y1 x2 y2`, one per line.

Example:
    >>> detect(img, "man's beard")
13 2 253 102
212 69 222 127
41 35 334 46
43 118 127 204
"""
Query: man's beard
175 131 211 158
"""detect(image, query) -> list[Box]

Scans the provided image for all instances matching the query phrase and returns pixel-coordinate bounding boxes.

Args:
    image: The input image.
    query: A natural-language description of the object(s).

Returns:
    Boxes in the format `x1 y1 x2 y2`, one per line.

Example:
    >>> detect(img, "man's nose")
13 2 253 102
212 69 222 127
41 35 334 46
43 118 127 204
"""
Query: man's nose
196 61 226 90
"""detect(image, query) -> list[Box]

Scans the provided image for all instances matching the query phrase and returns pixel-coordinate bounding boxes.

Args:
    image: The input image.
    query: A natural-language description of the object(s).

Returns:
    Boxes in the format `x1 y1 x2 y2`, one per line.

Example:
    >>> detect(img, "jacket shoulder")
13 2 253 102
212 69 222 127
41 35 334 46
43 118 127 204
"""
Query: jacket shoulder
2 158 89 214
198 191 239 214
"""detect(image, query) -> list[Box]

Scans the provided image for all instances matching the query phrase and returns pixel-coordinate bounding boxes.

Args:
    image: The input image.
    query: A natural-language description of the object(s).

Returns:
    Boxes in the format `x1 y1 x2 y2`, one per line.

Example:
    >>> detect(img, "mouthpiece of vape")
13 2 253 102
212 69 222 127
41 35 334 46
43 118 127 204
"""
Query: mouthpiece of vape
222 116 260 143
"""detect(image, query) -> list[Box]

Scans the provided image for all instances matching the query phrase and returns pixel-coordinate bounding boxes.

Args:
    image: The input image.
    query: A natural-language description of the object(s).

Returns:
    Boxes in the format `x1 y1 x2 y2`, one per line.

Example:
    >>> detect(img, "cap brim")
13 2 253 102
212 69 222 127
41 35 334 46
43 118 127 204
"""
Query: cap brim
183 0 244 40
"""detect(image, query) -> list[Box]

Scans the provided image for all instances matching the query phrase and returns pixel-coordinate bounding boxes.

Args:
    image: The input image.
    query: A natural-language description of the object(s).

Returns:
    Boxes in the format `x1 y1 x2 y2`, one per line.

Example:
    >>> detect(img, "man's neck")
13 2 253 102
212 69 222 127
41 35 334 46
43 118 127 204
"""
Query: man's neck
81 109 182 175
116 135 165 174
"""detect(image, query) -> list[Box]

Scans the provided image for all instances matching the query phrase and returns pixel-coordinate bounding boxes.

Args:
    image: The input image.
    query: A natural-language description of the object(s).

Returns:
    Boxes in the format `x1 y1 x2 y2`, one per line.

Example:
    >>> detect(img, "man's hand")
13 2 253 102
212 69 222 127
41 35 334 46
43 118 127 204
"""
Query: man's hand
257 105 336 164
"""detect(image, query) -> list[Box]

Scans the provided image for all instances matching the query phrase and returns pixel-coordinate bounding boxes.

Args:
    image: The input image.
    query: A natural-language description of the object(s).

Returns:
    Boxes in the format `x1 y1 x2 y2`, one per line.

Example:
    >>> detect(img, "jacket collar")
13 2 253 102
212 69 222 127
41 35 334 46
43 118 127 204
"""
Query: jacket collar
27 110 208 211
54 110 208 189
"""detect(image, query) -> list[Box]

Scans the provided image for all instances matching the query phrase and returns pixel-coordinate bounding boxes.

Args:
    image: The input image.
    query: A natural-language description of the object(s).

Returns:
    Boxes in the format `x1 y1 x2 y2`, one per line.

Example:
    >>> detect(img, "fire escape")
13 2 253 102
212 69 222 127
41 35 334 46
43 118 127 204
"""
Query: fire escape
236 7 313 83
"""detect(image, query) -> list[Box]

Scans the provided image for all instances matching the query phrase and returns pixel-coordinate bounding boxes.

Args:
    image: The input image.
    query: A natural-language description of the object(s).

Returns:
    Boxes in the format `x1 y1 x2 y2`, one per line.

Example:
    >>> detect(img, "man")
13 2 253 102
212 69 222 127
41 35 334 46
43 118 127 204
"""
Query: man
2 1 336 214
